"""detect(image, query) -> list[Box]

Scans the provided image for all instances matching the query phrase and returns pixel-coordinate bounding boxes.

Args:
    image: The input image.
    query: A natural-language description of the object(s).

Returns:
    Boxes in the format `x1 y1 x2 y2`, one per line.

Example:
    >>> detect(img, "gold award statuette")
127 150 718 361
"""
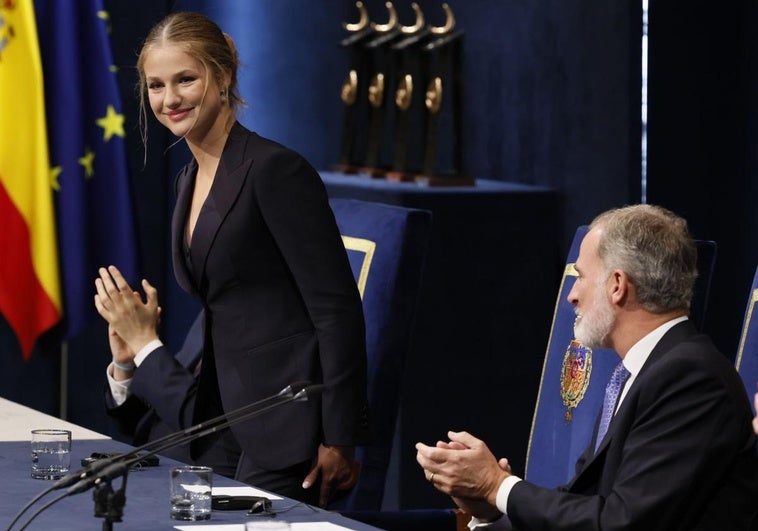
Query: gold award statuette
334 1 373 173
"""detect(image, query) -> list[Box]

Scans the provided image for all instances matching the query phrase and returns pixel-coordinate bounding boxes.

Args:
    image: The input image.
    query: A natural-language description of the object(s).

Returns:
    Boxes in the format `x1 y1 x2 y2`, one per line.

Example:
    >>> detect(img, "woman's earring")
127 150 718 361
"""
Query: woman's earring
220 89 228 103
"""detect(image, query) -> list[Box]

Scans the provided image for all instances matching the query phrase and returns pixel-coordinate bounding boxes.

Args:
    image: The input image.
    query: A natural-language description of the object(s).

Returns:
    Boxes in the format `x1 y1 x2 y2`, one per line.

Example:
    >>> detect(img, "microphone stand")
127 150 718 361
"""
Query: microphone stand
93 473 126 531
9 382 323 531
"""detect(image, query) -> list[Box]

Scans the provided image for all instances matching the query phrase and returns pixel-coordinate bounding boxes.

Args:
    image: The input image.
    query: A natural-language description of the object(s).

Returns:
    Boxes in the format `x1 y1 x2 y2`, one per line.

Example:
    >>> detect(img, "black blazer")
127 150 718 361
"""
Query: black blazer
508 321 758 531
171 123 369 471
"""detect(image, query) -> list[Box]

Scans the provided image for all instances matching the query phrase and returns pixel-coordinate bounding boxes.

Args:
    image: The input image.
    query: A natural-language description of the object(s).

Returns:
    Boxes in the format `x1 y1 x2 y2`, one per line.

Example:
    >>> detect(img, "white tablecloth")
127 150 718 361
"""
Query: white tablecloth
0 396 108 441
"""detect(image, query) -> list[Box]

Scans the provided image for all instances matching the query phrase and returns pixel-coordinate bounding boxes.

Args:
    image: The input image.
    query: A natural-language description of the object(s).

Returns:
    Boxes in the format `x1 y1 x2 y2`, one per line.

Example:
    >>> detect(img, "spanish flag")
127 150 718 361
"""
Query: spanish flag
0 1 62 359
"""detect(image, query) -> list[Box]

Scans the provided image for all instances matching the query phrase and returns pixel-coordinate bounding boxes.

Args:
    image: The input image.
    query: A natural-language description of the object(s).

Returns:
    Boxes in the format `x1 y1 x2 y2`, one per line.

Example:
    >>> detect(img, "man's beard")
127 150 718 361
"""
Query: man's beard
573 281 614 349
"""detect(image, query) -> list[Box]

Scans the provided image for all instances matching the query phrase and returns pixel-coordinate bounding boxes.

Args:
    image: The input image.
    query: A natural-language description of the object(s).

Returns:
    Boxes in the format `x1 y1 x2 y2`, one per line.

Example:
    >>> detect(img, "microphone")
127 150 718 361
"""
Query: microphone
52 381 316 491
8 382 324 531
67 381 323 494
293 384 326 401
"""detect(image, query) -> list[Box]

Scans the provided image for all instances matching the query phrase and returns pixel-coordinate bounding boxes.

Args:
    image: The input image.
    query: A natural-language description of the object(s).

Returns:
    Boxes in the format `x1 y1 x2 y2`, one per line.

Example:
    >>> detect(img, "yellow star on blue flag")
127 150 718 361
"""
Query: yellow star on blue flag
78 148 95 178
96 104 125 141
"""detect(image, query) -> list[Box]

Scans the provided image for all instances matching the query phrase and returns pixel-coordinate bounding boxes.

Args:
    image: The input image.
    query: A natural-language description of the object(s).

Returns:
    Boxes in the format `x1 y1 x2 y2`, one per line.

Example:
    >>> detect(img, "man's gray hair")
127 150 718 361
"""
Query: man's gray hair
590 204 698 314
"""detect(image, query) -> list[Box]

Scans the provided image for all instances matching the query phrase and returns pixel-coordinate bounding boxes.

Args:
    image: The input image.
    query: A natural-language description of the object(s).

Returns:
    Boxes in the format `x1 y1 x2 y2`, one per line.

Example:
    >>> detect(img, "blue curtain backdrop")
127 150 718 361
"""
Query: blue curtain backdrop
175 0 354 180
646 0 758 364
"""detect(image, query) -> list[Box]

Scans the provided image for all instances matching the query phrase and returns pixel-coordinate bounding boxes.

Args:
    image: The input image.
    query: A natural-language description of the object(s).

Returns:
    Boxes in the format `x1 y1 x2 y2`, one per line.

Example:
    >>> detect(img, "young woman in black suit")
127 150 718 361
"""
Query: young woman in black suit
96 11 368 507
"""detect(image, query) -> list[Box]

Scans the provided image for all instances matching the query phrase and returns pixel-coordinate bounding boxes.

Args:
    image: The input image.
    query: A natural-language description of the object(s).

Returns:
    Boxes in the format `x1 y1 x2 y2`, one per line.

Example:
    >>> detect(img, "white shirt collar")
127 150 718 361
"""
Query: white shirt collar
614 315 689 414
622 315 688 377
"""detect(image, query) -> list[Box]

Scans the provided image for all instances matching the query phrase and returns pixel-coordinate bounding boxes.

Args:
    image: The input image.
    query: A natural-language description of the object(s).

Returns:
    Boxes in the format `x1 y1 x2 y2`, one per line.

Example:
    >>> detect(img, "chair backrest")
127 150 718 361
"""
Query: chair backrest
525 226 717 488
734 265 758 400
327 198 432 511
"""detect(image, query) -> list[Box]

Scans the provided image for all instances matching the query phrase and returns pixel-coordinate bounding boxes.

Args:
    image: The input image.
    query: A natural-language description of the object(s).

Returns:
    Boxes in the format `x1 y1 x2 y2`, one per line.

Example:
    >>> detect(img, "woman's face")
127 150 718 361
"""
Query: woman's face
143 43 224 143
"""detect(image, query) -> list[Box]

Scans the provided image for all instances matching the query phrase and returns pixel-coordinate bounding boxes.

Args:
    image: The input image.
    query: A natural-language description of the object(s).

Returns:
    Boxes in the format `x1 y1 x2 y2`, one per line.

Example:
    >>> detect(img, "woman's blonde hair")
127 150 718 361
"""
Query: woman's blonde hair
136 12 245 150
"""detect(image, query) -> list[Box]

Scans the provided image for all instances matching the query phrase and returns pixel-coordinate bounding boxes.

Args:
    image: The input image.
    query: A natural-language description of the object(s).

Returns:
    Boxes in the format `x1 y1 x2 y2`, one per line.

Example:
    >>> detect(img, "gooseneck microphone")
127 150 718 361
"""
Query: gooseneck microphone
7 382 325 531
66 382 325 495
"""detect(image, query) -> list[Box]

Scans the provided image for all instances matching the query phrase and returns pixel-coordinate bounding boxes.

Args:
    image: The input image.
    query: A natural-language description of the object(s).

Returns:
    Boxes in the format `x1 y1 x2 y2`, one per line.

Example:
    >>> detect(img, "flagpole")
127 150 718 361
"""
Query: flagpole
59 340 68 420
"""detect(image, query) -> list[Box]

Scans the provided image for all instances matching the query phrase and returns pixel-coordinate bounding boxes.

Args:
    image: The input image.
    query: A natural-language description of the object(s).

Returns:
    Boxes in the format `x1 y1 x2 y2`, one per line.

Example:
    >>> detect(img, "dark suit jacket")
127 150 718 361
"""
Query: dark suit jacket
105 312 241 477
171 123 369 472
508 320 758 531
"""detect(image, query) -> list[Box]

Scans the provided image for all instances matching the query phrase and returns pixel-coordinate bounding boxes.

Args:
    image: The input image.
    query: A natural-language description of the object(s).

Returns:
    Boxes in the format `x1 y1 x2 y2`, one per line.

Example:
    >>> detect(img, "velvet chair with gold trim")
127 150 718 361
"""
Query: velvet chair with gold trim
327 198 432 511
525 226 717 488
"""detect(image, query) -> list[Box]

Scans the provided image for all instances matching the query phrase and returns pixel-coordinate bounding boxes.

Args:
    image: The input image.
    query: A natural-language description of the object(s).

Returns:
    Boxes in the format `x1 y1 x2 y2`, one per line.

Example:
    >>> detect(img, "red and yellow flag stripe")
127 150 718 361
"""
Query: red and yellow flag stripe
0 0 62 358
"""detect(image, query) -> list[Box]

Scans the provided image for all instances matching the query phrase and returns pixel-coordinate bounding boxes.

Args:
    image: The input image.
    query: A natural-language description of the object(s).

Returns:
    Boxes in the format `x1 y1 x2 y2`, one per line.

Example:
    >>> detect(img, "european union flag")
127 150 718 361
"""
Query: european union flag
35 0 139 338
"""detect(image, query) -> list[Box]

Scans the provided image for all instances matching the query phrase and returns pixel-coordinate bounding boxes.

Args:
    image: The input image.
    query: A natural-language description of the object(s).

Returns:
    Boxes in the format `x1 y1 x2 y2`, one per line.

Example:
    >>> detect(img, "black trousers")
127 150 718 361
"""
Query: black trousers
235 452 319 505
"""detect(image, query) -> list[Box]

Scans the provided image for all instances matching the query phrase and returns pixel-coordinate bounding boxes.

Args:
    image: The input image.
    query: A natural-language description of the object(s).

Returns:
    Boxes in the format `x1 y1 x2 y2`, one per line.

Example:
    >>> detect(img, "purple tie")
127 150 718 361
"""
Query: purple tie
595 362 631 451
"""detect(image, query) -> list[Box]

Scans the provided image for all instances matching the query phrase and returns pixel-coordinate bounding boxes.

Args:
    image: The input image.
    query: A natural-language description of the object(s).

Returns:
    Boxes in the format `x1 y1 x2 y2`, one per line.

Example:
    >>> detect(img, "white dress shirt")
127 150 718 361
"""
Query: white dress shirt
106 339 164 406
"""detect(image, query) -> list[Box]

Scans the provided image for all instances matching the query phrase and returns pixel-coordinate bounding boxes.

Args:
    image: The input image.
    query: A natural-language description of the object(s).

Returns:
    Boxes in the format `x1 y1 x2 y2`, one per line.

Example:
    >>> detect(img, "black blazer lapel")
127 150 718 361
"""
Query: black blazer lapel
188 124 253 291
172 160 198 296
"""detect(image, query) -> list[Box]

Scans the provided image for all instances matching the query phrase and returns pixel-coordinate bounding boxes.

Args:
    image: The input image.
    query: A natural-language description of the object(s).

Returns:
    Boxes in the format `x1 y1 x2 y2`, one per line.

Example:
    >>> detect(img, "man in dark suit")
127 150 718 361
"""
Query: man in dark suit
104 308 240 478
416 204 758 530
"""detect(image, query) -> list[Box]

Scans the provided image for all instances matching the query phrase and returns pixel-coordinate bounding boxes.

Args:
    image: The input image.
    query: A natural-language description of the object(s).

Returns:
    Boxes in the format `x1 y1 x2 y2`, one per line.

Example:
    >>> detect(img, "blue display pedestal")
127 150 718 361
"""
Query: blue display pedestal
320 172 561 509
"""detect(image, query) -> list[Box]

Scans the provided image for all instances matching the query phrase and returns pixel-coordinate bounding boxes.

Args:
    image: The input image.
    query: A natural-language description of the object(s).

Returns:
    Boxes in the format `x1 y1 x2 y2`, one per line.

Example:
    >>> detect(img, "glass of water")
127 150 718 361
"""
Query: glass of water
169 465 213 521
30 429 71 480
